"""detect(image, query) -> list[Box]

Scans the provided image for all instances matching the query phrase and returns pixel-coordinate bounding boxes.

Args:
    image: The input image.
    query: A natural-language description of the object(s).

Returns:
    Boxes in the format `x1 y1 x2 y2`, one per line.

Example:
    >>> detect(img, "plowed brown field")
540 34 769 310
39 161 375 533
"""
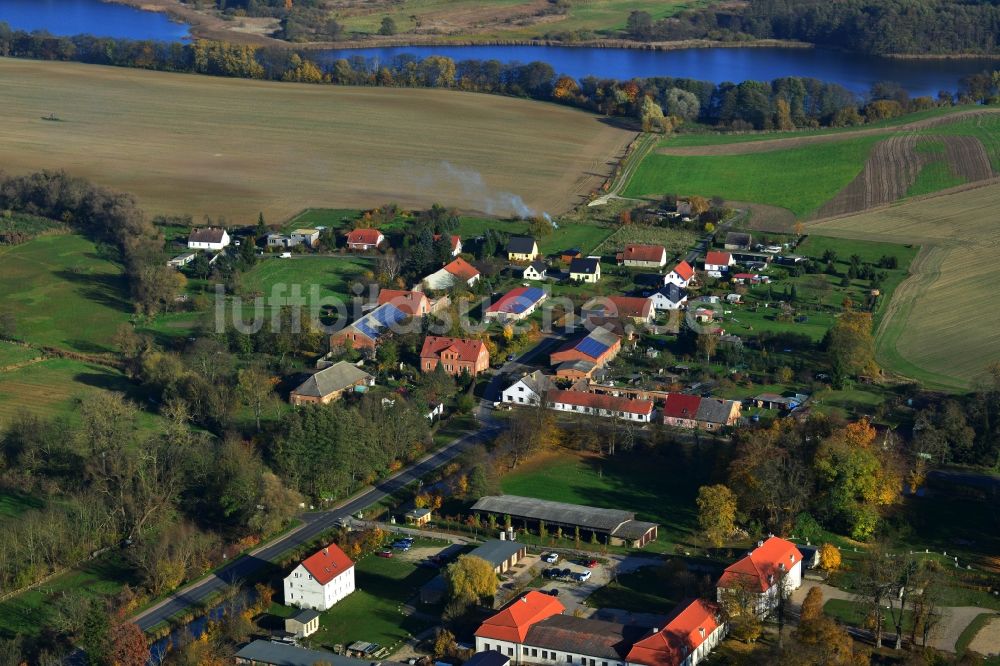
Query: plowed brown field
0 58 633 222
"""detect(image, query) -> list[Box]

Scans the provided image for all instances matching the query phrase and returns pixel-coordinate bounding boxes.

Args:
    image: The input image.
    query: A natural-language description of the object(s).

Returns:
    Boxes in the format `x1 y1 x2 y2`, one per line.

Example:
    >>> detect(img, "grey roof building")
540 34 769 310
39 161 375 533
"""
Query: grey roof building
507 236 539 256
468 539 527 574
471 495 658 547
235 640 381 666
290 361 374 405
464 650 511 666
569 257 600 275
523 615 648 661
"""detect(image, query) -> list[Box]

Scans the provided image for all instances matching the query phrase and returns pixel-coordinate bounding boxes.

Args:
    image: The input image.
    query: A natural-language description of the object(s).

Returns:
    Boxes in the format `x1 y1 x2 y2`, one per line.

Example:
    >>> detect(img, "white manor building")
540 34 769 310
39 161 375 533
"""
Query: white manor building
284 543 356 611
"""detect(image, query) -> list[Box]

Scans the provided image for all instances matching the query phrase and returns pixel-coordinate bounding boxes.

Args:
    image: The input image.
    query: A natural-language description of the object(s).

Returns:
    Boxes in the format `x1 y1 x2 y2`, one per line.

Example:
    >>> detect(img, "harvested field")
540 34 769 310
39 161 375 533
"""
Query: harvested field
816 135 922 217
808 182 1000 390
0 58 633 222
944 135 993 182
739 201 797 233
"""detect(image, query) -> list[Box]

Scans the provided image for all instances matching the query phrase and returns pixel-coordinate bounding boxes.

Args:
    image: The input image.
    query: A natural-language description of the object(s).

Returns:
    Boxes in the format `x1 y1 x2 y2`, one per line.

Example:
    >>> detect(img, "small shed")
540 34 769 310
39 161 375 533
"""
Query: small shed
405 508 432 526
284 608 320 638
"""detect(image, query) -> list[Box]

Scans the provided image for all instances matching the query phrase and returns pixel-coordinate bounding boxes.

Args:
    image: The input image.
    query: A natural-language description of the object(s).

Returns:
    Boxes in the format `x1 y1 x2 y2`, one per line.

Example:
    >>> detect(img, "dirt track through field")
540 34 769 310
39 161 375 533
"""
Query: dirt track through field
658 109 1000 156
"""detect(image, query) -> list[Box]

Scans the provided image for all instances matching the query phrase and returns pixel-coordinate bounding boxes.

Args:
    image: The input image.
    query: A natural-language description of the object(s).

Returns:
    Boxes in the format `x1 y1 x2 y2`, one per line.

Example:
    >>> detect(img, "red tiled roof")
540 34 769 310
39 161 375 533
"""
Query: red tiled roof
547 389 654 416
663 394 702 420
704 251 732 266
475 591 565 643
607 296 652 318
300 543 354 585
347 228 383 245
443 257 479 281
718 536 802 593
627 599 720 666
486 286 546 314
622 244 667 263
377 289 429 316
420 336 487 363
732 273 758 280
671 261 694 280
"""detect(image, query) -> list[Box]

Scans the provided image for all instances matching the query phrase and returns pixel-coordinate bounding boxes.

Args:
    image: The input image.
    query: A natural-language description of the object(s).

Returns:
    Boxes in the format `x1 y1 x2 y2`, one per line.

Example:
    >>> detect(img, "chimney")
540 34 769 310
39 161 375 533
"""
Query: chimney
521 596 528 603
500 532 506 541
699 627 705 638
323 548 328 555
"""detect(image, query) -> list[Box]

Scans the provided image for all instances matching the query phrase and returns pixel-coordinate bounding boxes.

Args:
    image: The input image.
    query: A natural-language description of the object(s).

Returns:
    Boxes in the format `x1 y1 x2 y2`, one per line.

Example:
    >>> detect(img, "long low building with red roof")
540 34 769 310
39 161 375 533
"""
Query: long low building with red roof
546 389 655 423
474 592 725 666
717 536 803 615
283 542 355 611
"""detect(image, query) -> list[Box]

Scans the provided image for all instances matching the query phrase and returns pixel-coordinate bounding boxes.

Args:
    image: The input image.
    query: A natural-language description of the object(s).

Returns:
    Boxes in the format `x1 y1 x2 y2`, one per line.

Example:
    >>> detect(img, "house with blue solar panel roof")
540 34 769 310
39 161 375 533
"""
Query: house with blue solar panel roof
329 302 412 351
550 325 621 369
484 286 548 323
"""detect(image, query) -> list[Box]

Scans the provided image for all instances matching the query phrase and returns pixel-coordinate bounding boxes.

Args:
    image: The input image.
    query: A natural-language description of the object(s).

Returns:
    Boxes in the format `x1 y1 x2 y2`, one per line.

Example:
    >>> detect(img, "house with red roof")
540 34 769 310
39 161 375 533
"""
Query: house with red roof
423 257 481 291
627 599 726 666
717 536 803 615
703 251 734 278
377 289 430 317
420 336 490 377
546 389 655 423
346 228 385 251
475 591 565 656
666 261 695 288
283 542 355 611
550 326 621 368
618 244 668 268
582 296 654 326
662 393 703 429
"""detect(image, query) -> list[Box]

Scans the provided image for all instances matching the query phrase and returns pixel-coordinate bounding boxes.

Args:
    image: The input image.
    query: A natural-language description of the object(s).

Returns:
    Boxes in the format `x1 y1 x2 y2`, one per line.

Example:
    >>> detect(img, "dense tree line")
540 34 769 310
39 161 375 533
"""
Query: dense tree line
628 0 1000 56
1 25 983 131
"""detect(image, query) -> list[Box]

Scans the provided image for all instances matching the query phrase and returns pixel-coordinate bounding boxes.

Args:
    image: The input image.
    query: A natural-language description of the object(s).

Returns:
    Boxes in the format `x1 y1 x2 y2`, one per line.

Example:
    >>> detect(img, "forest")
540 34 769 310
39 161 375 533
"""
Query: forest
630 0 1000 55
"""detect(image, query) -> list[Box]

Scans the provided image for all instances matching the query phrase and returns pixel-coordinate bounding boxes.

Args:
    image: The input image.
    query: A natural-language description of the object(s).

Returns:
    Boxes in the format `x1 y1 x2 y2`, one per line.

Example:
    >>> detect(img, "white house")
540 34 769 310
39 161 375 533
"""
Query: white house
650 284 688 311
518 261 548 281
434 234 463 256
291 228 321 247
716 536 802 616
284 543 355 611
546 389 654 423
167 252 196 268
502 370 556 406
569 257 601 283
704 251 735 278
422 257 480 291
666 260 695 288
187 227 230 251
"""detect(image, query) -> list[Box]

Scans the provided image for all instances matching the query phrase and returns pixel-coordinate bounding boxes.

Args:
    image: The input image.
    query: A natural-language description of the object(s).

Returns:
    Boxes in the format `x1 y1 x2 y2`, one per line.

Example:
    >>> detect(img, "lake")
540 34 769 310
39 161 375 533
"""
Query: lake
0 0 190 41
2 0 1000 95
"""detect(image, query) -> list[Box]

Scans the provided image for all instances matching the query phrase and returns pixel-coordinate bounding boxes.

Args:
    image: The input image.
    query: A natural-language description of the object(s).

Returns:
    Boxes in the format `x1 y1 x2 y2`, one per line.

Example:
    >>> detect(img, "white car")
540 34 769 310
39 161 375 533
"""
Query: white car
543 553 559 564
575 570 592 582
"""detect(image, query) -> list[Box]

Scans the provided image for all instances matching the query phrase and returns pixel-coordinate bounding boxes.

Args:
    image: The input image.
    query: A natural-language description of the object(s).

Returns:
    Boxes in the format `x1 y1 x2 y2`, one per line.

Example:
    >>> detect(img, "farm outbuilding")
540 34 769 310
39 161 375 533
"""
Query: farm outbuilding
471 496 658 548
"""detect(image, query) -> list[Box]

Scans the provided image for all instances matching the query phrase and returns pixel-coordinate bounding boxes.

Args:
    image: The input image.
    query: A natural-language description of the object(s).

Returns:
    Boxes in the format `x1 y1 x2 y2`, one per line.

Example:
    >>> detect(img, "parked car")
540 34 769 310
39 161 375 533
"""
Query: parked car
560 568 572 578
575 570 592 582
546 589 559 596
543 553 559 564
586 559 599 568
377 549 394 558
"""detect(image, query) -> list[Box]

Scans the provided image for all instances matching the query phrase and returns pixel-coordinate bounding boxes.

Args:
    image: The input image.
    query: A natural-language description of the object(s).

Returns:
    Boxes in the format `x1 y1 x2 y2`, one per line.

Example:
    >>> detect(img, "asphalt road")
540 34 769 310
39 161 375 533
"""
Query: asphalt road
133 332 565 633
132 422 499 632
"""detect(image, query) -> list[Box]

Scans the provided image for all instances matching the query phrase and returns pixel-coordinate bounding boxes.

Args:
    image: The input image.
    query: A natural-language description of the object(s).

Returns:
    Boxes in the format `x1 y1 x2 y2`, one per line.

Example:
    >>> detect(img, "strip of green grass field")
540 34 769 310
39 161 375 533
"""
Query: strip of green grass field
623 134 885 217
918 112 1000 169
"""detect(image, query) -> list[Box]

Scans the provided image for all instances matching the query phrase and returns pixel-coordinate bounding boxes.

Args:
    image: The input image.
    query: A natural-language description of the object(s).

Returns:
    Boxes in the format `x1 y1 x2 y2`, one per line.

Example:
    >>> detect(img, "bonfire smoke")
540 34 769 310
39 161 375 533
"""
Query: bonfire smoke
437 161 536 219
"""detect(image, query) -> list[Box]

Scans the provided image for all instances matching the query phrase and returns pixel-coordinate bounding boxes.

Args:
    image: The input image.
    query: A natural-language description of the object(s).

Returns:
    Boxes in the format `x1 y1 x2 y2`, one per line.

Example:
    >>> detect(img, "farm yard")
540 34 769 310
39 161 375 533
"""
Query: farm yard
808 182 1000 390
0 58 633 222
624 109 1000 222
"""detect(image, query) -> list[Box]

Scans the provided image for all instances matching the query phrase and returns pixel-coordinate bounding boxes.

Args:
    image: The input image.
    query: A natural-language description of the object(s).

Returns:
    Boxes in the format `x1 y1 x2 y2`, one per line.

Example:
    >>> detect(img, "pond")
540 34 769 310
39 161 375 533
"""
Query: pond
0 0 190 41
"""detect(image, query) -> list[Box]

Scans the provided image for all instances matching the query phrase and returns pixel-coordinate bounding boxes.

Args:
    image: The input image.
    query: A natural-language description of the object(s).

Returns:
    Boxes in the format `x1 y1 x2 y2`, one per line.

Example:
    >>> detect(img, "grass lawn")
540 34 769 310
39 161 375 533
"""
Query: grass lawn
956 612 1000 657
824 598 915 633
0 555 139 639
243 255 375 303
0 341 43 369
0 357 157 430
0 489 44 520
270 544 441 653
623 135 884 217
500 448 719 547
0 234 131 353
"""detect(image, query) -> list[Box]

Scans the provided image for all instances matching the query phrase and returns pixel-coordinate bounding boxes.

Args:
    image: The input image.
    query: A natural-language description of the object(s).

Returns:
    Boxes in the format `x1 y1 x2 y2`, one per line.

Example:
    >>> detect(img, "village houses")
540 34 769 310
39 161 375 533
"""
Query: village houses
568 257 601 283
187 227 230 251
507 236 541 262
284 542 356 612
345 228 385 251
618 244 667 268
420 336 490 377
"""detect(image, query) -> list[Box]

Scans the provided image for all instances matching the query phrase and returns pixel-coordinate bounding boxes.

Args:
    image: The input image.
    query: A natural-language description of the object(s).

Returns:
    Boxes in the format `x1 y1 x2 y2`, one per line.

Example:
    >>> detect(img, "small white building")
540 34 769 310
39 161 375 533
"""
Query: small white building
518 261 548 281
568 257 601 283
619 244 667 268
703 251 735 278
502 370 556 406
167 252 196 268
665 260 695 288
284 543 355 611
187 227 230 251
284 609 320 638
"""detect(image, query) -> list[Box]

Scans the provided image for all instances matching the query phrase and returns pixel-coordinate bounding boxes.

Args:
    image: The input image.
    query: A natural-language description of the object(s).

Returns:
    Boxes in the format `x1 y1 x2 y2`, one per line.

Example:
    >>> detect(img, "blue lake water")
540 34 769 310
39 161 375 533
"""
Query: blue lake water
0 0 190 41
2 0 999 95
316 44 1000 97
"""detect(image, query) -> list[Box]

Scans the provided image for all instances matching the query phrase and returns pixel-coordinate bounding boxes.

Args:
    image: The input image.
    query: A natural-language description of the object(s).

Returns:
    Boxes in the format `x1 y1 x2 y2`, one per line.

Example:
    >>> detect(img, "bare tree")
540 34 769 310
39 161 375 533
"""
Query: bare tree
856 541 895 649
